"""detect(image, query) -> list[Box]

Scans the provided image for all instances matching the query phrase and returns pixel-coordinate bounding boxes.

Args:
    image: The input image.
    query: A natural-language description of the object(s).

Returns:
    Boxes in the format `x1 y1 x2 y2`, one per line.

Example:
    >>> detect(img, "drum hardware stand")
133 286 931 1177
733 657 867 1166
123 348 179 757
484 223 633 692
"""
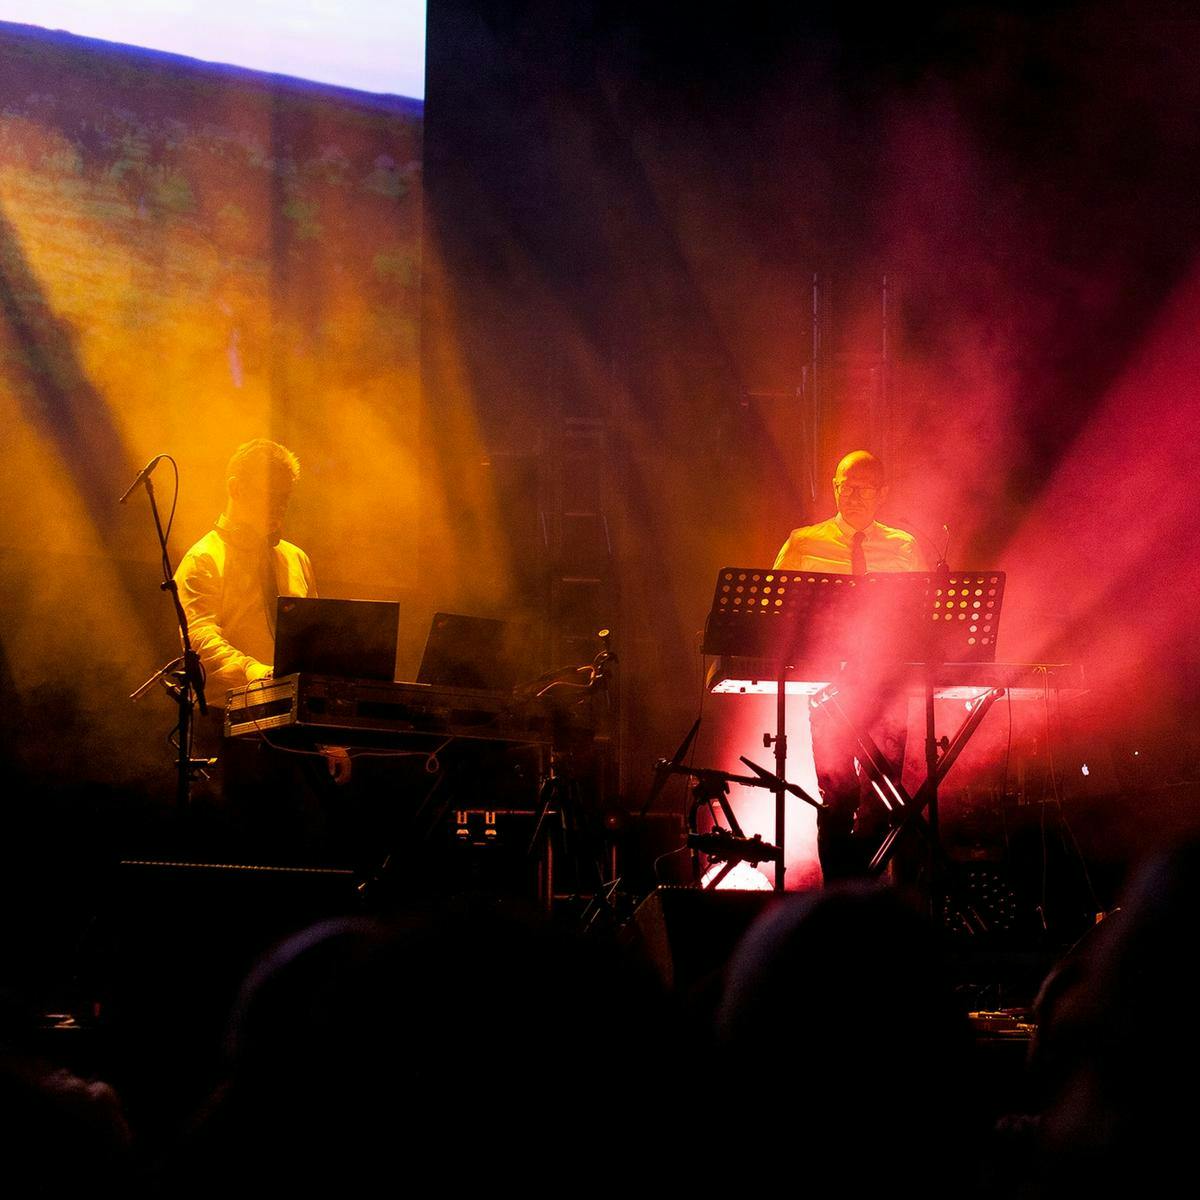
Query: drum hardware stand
646 720 822 890
120 454 208 806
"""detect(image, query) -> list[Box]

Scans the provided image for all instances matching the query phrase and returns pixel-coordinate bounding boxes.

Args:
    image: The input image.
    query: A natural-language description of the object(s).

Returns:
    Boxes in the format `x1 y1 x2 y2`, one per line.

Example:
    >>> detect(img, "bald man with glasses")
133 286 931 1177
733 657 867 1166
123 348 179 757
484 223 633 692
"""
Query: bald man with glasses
773 450 922 575
773 450 924 882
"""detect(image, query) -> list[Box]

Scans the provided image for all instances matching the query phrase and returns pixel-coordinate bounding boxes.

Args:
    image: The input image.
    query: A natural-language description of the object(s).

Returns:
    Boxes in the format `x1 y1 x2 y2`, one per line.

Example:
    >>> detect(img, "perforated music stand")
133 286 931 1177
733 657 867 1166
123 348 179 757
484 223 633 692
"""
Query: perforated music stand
704 567 1005 665
703 567 1007 894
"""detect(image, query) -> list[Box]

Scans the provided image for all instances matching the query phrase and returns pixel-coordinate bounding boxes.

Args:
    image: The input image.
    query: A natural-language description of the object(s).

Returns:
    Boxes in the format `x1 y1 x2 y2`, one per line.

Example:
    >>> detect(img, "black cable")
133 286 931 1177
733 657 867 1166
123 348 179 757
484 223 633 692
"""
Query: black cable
153 455 180 585
652 842 691 882
163 455 180 545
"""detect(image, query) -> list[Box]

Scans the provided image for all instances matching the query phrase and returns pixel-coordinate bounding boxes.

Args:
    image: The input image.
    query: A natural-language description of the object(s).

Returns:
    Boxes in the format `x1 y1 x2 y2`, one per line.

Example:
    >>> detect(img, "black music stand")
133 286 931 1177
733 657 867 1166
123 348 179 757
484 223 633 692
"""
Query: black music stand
703 566 1006 900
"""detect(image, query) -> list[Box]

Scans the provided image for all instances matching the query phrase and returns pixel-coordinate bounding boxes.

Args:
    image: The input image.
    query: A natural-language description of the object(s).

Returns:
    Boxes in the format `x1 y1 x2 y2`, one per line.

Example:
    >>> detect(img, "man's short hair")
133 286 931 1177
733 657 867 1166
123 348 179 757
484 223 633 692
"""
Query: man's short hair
226 439 300 484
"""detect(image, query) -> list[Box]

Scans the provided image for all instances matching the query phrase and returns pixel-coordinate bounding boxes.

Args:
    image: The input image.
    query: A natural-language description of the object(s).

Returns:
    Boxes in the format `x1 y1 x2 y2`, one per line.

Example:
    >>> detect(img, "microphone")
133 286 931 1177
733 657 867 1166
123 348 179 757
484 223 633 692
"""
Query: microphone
894 516 951 572
118 454 167 504
936 523 951 577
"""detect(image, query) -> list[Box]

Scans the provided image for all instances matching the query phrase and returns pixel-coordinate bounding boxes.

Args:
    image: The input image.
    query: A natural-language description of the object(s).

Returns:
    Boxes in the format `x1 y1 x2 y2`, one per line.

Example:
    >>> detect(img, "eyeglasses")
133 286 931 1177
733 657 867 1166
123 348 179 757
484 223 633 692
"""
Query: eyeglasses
835 482 881 499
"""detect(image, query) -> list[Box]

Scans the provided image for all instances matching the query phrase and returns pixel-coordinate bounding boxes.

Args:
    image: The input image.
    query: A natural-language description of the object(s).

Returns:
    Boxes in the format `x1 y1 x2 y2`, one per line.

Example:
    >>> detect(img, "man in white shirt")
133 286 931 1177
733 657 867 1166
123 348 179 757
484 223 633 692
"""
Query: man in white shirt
772 450 923 882
174 441 342 858
175 439 316 706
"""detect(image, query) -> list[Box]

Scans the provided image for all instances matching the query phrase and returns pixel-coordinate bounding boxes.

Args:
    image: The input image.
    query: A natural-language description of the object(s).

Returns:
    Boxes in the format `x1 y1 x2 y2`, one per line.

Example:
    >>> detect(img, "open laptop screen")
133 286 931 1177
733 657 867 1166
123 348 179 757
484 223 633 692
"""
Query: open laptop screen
416 612 527 692
274 597 399 681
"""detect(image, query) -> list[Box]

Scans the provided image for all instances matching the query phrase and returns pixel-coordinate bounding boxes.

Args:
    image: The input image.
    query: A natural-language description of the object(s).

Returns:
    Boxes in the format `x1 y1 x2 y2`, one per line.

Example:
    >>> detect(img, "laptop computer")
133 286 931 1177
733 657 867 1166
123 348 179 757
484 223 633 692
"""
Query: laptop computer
274 597 399 681
416 612 528 693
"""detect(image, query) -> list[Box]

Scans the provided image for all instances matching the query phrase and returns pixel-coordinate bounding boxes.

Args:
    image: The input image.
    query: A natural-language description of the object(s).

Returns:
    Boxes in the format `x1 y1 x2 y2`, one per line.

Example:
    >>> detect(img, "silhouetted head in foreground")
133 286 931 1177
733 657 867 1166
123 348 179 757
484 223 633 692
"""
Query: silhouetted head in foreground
716 884 978 1190
1035 840 1200 1192
167 903 681 1194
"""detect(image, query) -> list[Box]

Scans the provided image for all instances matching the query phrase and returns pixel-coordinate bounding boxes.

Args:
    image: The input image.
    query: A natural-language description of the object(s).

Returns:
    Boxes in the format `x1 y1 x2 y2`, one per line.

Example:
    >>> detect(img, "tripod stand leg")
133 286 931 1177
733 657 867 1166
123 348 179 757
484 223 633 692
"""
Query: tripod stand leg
868 688 1006 876
820 689 916 811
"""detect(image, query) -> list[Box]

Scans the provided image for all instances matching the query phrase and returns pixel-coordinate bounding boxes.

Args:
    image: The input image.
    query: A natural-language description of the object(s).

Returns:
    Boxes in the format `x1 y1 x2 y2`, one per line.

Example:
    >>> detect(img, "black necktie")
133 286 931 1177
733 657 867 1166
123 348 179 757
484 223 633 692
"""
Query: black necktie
262 544 280 637
851 531 867 576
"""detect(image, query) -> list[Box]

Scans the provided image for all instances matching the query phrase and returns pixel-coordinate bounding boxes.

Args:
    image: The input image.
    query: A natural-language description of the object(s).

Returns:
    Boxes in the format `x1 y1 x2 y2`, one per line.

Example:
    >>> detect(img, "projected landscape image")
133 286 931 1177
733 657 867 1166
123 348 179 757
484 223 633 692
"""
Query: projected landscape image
0 20 424 791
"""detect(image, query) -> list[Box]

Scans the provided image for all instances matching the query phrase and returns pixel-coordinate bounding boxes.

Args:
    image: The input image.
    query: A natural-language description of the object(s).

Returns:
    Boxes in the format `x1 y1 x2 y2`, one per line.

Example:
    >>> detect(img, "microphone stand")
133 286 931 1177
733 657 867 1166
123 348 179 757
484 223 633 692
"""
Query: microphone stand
527 635 619 924
123 461 207 807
